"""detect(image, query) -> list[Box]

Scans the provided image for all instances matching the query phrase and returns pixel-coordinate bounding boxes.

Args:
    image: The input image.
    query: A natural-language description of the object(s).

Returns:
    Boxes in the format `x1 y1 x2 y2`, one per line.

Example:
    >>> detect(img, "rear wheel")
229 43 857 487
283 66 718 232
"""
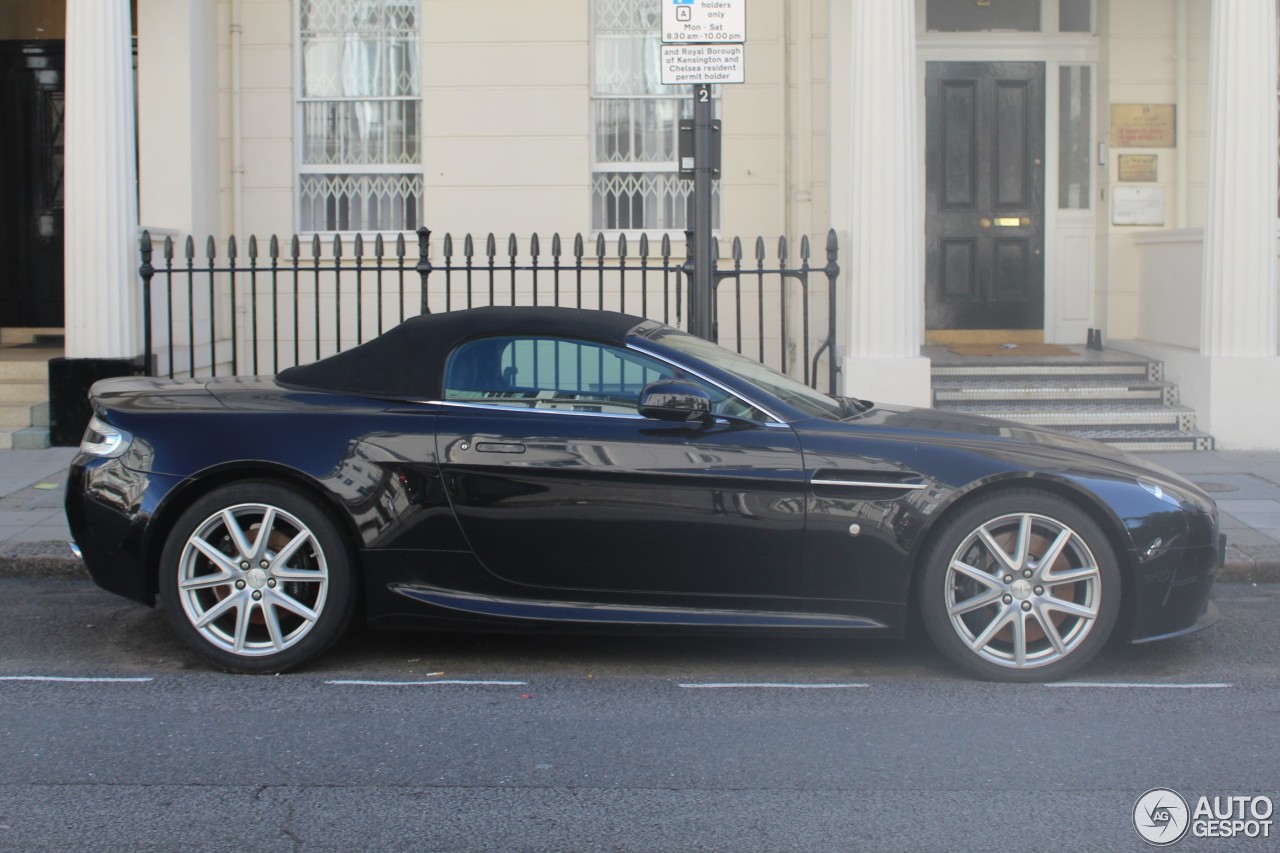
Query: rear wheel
918 491 1120 682
158 482 355 673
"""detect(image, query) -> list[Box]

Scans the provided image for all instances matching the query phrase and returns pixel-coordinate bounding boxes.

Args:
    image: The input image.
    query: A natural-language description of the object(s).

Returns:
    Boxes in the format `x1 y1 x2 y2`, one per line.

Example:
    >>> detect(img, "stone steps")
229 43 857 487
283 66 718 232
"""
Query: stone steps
931 352 1214 451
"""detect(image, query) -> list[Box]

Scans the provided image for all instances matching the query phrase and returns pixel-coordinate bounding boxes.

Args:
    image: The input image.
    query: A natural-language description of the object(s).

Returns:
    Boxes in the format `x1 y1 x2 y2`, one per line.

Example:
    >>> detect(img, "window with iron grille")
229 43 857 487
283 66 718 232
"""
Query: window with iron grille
591 0 719 232
297 0 422 232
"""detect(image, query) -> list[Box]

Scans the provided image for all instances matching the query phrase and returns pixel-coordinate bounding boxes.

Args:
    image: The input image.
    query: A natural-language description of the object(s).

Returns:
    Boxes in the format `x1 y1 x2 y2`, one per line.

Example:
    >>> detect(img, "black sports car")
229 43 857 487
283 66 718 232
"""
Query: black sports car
66 307 1221 681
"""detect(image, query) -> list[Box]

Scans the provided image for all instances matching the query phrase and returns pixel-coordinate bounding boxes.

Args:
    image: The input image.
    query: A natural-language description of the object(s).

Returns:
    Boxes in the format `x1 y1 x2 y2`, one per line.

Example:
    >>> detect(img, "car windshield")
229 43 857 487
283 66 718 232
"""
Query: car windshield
645 328 845 420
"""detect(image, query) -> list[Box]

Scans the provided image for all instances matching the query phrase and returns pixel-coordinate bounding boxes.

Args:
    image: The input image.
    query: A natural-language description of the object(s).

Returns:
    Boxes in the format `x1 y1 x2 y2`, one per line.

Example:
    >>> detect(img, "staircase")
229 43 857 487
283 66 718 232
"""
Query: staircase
0 330 58 450
930 349 1214 452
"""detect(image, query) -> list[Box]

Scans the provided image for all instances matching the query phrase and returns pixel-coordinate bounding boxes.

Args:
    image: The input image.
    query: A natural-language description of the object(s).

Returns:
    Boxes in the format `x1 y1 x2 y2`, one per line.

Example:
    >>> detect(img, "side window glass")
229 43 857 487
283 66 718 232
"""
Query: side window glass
445 336 672 414
444 336 766 420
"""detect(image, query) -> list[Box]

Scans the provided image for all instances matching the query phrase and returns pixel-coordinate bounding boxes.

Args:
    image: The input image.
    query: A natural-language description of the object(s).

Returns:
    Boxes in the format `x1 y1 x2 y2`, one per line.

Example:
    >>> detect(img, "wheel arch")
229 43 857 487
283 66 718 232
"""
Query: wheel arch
140 462 365 604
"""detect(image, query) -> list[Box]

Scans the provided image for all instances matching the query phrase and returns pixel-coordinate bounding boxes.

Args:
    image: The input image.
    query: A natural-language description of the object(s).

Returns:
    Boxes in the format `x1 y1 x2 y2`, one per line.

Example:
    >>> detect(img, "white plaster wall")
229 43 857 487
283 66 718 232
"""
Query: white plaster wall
1102 0 1211 341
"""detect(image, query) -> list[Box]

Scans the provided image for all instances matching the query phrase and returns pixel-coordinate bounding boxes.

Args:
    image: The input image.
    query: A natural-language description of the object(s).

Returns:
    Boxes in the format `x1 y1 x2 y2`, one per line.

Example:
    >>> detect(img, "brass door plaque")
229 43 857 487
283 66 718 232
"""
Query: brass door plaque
1118 154 1158 182
1111 104 1176 148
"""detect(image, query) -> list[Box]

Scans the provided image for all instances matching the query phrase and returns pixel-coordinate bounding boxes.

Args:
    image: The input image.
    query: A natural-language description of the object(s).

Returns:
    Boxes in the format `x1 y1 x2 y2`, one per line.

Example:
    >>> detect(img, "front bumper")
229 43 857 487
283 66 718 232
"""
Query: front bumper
1125 534 1220 644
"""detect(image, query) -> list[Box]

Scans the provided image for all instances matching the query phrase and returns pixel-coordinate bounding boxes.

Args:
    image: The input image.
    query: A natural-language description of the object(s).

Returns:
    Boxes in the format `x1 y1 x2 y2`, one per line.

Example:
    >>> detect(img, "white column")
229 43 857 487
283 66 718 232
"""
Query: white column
1201 0 1277 358
137 0 220 238
64 0 140 360
839 0 931 407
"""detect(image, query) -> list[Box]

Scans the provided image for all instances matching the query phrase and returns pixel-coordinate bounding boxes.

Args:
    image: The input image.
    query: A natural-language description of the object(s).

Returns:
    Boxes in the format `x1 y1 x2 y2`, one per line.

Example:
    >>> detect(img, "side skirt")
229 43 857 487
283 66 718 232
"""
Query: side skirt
390 584 889 630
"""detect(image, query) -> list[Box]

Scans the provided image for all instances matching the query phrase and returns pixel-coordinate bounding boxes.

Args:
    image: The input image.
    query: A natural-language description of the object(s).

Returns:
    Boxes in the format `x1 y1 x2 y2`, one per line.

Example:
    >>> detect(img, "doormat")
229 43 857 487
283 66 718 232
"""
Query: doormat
947 343 1076 357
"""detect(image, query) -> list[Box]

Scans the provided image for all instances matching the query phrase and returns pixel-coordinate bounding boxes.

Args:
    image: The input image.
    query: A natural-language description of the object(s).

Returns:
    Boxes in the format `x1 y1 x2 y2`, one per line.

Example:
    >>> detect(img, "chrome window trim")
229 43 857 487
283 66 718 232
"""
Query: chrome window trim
430 399 647 420
810 477 928 491
624 340 790 426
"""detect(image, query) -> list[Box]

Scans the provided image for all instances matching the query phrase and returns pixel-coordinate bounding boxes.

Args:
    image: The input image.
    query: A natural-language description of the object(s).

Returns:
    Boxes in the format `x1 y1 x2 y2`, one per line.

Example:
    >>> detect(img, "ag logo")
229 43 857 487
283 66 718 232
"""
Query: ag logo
1134 788 1190 846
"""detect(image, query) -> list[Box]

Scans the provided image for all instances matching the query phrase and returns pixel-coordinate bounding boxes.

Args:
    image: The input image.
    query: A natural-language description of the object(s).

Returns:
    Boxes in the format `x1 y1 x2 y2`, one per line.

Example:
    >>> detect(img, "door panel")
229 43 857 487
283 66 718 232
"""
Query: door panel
927 61 1045 331
0 41 64 328
437 408 807 597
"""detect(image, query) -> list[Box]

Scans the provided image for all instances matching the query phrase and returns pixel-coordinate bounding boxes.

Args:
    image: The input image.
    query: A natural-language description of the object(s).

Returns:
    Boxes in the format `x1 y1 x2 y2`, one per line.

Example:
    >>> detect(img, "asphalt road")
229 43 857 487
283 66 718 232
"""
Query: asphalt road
1 578 1277 852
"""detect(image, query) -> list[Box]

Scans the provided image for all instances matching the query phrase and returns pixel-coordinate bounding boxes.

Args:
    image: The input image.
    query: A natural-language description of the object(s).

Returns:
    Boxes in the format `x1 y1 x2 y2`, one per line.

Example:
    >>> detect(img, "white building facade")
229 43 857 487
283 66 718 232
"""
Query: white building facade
26 0 1280 446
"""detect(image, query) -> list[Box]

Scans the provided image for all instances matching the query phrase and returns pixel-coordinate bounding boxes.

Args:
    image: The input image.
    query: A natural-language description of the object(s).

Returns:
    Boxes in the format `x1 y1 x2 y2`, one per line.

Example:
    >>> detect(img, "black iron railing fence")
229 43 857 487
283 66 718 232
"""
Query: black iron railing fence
139 227 840 394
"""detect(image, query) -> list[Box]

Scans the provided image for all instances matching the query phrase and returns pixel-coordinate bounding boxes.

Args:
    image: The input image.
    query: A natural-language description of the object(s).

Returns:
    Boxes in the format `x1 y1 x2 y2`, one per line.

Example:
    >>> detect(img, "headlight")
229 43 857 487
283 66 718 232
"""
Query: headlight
80 416 132 458
1138 477 1213 513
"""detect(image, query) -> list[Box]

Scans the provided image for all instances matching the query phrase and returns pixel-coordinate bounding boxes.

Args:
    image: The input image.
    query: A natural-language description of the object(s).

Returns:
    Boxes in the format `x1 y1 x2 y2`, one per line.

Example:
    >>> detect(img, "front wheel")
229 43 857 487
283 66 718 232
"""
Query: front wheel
158 482 356 673
918 491 1121 683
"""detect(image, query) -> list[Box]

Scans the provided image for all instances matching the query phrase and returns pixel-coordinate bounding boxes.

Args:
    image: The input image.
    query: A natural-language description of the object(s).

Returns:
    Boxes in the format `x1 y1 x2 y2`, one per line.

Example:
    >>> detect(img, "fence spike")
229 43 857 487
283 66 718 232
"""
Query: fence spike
374 233 384 259
139 229 152 257
712 236 721 259
443 233 454 258
269 235 279 259
247 234 258 259
661 233 671 259
416 227 431 264
396 232 406 259
227 235 237 260
185 235 195 260
311 233 321 258
332 233 343 259
464 233 474 259
290 235 300 260
595 232 606 259
779 235 790 263
354 233 364 257
732 236 743 262
639 233 649 259
551 233 562 259
164 235 174 261
508 233 518 259
206 235 217 259
574 233 584 259
530 233 540 258
800 234 811 261
486 233 496 260
826 228 838 258
618 233 628 259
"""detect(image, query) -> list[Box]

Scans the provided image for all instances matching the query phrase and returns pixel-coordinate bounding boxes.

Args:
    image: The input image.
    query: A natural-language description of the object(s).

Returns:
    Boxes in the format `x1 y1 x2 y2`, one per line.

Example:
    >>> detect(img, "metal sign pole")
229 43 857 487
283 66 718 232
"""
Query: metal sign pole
691 83 716 341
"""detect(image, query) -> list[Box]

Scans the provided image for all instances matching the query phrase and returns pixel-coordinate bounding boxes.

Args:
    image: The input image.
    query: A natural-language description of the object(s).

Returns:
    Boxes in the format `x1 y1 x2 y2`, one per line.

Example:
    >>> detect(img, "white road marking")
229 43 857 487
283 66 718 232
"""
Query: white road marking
1045 681 1232 689
325 679 527 686
679 682 869 689
0 676 153 683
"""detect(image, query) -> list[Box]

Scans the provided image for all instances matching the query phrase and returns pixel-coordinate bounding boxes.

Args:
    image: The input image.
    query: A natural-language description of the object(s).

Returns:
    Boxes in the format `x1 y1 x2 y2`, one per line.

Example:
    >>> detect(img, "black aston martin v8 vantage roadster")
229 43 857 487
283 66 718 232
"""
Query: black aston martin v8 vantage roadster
66 306 1221 681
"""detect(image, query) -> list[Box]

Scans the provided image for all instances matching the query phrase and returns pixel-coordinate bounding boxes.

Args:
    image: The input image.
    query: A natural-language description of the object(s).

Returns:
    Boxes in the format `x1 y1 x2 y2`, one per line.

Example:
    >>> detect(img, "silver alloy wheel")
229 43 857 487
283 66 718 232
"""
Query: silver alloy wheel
175 502 329 657
944 511 1102 669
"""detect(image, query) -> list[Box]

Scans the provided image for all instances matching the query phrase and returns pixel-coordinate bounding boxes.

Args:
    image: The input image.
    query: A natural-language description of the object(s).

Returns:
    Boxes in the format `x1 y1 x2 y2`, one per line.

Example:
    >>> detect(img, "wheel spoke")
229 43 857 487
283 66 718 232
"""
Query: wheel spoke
179 569 236 592
1041 596 1098 621
248 507 277 562
268 588 319 624
220 509 256 561
269 530 313 572
190 536 242 575
976 526 1018 573
1010 611 1028 667
1032 527 1072 576
263 602 286 651
948 587 1003 617
949 559 1003 590
193 590 241 630
1032 604 1068 657
1011 514 1032 571
1043 564 1100 586
967 604 1015 652
232 599 253 652
271 566 326 583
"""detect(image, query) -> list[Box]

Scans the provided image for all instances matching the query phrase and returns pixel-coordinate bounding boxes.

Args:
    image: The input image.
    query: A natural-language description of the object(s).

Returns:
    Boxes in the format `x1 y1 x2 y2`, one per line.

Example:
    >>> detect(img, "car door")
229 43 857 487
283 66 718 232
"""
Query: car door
435 334 807 597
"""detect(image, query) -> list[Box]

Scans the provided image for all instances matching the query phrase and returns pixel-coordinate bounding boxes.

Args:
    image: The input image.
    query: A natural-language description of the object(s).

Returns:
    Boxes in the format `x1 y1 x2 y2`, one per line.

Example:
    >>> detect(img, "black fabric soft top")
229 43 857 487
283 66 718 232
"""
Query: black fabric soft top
275 305 653 401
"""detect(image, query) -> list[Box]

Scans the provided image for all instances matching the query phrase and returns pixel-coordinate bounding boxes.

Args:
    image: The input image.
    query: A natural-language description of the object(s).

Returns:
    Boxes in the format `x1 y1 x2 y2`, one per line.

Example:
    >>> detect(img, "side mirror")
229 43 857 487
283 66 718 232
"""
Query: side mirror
638 380 712 422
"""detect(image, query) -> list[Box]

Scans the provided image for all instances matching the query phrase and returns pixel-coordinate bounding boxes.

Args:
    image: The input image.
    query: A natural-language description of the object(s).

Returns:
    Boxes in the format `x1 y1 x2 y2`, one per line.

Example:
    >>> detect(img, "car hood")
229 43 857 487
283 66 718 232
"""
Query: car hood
829 402 1195 487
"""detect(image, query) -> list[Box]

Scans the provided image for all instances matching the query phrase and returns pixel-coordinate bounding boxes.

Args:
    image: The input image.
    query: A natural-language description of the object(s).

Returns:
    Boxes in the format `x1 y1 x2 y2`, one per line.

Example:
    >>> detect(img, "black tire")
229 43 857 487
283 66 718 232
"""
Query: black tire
917 490 1121 683
158 481 356 673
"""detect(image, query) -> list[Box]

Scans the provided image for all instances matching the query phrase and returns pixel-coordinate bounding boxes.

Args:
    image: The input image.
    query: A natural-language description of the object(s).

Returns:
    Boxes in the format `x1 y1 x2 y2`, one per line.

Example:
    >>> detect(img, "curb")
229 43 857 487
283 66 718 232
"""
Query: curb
0 542 1274 584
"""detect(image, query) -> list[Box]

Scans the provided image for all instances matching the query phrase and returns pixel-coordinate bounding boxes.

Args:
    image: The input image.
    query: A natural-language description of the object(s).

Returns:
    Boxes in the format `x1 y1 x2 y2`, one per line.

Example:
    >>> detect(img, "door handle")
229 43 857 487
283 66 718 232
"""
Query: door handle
475 441 525 454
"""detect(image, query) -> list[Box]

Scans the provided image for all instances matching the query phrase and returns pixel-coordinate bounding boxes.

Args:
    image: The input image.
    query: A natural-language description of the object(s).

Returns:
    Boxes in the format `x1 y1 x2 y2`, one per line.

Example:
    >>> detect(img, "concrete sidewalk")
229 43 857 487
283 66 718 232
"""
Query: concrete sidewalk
2 447 1278 582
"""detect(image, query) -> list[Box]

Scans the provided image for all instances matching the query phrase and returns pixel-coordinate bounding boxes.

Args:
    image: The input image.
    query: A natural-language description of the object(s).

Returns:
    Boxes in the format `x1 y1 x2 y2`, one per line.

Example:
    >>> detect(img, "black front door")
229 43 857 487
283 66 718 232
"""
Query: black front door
926 61 1045 331
0 41 64 328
